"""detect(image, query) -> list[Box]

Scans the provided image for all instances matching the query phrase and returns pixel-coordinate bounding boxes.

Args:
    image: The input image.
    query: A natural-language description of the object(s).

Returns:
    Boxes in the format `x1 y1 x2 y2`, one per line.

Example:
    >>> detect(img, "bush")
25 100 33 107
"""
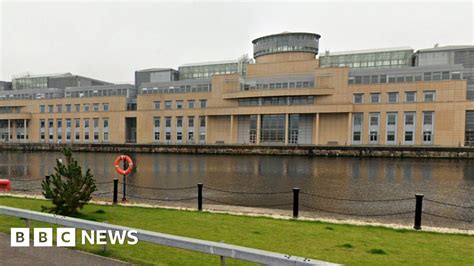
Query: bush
41 148 96 216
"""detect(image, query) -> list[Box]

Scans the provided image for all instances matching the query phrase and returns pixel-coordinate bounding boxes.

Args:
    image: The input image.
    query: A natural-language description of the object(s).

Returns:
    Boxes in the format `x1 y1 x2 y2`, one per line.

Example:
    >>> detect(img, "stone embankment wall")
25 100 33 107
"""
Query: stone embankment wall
2 143 474 158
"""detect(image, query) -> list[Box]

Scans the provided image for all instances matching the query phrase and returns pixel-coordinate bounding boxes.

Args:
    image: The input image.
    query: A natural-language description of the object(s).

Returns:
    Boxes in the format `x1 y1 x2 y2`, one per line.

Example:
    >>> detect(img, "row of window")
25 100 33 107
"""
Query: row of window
40 103 109 113
39 118 109 142
153 99 207 110
352 111 435 145
239 96 314 106
152 116 206 143
353 91 435 104
65 88 128 98
349 71 462 85
140 84 212 95
240 80 314 91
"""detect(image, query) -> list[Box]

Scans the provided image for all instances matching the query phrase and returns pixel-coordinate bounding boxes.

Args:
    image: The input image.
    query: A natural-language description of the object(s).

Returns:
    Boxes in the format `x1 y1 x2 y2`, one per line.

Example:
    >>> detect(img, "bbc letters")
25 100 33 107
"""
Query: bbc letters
11 227 138 247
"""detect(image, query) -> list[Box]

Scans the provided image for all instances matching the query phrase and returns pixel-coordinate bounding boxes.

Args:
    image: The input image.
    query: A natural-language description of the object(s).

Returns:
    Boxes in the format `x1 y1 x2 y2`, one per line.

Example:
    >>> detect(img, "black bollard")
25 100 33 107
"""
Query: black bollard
414 194 424 230
198 183 203 211
45 175 50 184
113 179 118 204
293 188 300 218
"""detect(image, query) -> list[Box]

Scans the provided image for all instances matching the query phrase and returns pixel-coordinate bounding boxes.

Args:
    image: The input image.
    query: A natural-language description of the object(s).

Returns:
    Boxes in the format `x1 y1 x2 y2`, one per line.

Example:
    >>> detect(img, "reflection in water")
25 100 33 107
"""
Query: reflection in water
1 151 472 229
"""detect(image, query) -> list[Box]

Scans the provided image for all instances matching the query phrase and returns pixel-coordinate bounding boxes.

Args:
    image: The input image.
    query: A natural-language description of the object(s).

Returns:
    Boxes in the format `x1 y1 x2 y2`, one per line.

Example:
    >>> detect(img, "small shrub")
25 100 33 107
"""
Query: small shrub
41 148 96 216
340 243 354 249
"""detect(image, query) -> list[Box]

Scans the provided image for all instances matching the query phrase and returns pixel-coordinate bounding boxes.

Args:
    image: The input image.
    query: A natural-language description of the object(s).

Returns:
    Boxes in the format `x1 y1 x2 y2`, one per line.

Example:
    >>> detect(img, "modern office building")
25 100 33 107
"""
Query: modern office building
1 31 473 147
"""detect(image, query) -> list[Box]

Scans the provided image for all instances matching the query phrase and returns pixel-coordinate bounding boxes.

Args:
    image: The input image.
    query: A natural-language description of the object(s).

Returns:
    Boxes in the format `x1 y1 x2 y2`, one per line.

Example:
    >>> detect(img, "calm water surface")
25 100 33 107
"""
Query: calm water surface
1 151 473 229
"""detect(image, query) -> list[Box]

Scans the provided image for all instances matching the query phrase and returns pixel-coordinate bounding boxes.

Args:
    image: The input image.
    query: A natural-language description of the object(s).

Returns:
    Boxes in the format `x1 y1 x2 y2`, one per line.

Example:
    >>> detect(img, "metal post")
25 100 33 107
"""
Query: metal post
220 240 226 266
198 183 203 211
113 178 118 204
122 159 127 202
293 188 300 218
414 194 424 230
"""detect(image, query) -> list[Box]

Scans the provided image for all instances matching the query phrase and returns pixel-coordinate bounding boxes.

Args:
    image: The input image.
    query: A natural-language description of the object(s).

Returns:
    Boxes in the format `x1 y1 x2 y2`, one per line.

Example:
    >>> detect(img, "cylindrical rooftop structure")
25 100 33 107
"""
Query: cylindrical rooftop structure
252 32 321 63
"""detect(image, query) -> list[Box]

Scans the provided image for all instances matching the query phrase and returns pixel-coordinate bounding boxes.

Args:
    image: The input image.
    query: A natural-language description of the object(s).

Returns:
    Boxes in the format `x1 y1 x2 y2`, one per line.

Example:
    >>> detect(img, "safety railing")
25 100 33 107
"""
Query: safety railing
0 206 338 266
2 176 473 230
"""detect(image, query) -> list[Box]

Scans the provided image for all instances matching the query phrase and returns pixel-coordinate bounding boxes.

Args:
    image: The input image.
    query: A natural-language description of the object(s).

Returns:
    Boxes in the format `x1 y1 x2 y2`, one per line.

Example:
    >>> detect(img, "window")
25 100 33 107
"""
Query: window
176 100 183 109
423 91 435 102
84 119 90 141
165 132 171 141
370 93 380 103
177 132 182 141
165 101 172 109
387 92 398 103
188 132 194 142
48 105 53 113
57 105 62 113
93 103 99 111
153 101 160 110
353 94 363 104
200 99 207 108
176 116 183 127
103 103 109 111
84 104 89 112
188 116 194 127
451 71 461 80
75 104 81 112
405 91 416 103
200 116 206 127
103 119 109 142
165 117 171 127
40 105 45 113
66 104 72 112
188 100 195 109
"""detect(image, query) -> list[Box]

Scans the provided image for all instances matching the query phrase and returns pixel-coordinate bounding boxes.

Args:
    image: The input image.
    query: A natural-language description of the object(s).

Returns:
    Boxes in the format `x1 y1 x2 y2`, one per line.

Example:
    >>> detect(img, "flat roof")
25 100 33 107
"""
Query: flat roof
252 32 321 44
13 72 73 79
321 47 413 57
417 45 474 52
135 68 177 73
180 59 238 67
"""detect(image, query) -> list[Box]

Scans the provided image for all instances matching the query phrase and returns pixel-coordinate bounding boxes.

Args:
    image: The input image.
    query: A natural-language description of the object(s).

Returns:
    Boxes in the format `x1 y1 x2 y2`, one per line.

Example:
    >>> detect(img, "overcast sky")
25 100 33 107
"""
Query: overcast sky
0 1 472 83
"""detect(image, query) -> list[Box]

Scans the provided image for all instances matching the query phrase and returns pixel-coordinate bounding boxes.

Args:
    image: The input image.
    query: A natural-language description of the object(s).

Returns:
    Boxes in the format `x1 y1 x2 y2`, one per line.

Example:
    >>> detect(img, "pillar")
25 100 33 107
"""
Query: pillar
347 112 352 146
24 119 27 143
256 114 261 144
7 119 10 142
284 114 289 145
314 113 320 145
229 115 234 144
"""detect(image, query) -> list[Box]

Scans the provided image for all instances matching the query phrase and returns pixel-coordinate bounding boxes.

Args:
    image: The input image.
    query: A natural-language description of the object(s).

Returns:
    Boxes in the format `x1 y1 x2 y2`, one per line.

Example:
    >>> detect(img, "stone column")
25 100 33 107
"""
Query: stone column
256 115 261 145
314 113 320 145
284 113 289 145
347 112 352 146
229 115 234 144
24 119 27 143
7 119 10 142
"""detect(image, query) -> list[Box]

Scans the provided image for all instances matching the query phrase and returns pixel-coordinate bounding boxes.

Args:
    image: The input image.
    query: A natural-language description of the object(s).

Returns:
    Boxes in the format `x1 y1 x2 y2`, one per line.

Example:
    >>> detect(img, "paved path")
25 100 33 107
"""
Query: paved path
0 233 130 265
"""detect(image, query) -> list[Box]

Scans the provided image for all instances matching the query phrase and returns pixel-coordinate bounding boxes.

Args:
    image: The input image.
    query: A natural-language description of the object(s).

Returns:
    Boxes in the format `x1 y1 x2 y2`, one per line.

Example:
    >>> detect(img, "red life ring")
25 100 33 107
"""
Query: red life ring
114 155 134 175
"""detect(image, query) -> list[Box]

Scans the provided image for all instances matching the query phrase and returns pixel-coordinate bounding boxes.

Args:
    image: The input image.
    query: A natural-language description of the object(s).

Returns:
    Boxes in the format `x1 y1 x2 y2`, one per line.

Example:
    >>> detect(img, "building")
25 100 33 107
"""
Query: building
1 32 473 147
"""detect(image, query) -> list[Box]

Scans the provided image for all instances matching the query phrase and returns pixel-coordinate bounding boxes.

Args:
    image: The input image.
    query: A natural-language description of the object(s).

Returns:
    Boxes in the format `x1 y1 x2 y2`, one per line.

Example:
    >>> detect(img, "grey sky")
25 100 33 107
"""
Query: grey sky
1 1 472 83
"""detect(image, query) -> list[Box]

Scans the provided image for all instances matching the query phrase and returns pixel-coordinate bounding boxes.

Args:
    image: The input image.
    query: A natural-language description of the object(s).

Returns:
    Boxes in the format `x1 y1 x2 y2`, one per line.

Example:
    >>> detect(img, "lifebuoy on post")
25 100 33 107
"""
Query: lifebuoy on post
114 155 134 175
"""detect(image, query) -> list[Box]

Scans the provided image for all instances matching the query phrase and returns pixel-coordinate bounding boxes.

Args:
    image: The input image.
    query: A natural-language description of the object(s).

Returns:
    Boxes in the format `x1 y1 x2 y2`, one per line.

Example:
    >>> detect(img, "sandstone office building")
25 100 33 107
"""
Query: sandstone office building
1 32 473 147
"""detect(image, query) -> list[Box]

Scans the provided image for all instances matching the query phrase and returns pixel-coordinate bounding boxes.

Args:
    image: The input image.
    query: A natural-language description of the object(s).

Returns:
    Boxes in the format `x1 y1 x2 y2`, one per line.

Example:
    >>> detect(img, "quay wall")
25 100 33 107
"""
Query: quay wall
2 143 474 158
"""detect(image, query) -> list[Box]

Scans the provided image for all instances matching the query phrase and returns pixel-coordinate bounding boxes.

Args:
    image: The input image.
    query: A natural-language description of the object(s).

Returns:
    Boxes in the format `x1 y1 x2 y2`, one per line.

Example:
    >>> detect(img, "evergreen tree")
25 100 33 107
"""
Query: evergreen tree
42 148 96 216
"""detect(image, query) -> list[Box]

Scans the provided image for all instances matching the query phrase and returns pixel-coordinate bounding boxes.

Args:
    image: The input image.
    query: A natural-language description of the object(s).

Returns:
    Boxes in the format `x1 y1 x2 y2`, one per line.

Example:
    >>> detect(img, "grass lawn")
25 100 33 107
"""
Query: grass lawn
0 196 473 266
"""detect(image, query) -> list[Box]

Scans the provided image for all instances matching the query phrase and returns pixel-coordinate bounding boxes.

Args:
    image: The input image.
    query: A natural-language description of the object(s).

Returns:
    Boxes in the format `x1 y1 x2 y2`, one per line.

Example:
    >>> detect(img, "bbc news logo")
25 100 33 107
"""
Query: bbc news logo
11 228 138 247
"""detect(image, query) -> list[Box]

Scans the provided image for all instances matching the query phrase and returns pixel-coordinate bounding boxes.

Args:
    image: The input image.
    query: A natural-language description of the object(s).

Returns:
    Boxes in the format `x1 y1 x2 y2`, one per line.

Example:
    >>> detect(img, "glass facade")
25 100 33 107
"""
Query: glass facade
179 63 238 80
252 33 320 58
12 77 48 90
320 49 413 69
260 114 285 143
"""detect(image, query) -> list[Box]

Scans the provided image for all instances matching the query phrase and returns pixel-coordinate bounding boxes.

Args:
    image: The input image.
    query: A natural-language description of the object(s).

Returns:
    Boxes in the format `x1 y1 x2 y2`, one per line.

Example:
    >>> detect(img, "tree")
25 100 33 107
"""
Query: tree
41 148 96 216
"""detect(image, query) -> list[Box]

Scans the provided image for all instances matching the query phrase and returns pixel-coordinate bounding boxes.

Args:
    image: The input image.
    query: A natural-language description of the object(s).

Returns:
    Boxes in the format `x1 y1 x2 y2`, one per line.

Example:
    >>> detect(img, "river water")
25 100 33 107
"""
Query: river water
1 151 473 230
